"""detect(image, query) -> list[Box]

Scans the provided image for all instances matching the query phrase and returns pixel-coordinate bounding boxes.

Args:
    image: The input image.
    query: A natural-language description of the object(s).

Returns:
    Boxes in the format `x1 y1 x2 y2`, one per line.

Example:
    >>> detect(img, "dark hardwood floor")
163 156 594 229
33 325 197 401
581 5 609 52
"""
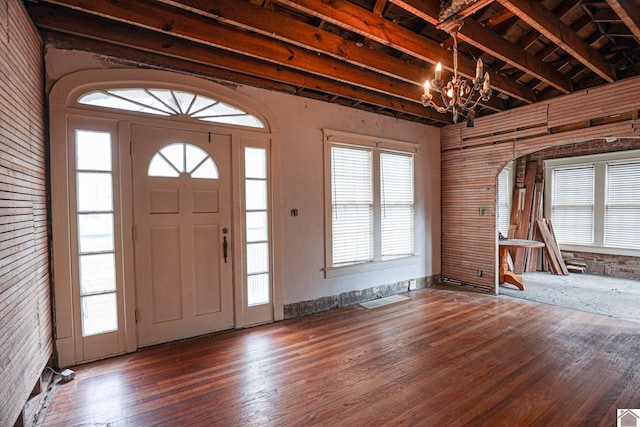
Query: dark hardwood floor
42 286 640 426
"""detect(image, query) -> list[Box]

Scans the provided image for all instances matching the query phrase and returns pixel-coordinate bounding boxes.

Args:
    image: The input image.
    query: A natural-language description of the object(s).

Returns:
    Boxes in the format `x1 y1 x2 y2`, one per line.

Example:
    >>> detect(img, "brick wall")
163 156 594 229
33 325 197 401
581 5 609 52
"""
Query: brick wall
568 252 640 280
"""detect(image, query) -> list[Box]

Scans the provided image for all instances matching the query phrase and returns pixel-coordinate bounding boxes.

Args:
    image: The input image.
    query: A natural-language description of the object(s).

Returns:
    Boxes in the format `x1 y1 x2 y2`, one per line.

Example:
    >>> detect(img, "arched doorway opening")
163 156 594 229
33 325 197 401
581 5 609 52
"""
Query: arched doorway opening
496 137 640 321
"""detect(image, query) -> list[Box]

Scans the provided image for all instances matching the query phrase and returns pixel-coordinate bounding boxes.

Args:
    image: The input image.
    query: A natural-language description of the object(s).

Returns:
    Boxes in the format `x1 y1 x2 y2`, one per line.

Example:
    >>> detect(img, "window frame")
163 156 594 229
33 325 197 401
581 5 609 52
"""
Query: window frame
323 129 420 278
497 162 513 237
544 149 640 257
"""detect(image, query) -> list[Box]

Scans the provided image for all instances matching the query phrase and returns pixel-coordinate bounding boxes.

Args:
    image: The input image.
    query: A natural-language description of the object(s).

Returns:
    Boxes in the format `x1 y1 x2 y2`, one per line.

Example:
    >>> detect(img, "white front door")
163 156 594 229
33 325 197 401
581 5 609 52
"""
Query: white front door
132 125 233 347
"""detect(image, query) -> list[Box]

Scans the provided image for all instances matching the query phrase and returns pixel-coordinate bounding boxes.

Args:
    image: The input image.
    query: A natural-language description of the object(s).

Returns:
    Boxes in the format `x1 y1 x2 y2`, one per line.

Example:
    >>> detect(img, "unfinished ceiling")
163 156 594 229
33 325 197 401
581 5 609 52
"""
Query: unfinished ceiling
25 0 640 126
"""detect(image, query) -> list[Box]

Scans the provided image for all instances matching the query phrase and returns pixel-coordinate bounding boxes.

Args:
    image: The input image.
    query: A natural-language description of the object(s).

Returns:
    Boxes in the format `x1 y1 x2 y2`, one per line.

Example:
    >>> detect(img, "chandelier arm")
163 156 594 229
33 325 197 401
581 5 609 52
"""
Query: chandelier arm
421 97 449 114
439 91 453 109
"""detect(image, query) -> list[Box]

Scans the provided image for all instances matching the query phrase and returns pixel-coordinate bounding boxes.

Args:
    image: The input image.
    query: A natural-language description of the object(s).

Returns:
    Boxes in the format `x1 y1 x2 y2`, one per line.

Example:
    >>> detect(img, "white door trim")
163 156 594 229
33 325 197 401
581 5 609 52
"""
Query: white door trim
49 69 282 367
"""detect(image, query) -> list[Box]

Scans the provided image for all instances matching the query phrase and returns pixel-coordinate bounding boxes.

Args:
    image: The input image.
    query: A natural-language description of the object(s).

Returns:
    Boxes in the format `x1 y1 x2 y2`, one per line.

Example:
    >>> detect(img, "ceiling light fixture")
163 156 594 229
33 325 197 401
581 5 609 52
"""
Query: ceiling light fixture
421 21 492 124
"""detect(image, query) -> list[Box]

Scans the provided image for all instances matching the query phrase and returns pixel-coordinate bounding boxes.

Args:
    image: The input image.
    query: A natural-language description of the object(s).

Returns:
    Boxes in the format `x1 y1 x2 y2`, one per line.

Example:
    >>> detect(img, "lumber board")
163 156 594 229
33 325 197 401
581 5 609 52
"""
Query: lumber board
547 81 640 128
544 219 569 275
513 162 536 274
460 126 549 148
461 104 548 139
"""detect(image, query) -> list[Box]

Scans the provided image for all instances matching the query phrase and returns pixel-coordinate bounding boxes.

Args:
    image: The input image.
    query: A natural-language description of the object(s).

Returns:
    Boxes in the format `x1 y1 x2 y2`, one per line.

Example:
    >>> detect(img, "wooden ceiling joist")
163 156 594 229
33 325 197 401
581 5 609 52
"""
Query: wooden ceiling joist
275 0 537 103
389 0 573 93
373 0 388 16
22 0 640 124
605 0 640 42
28 4 448 124
163 0 504 111
516 0 582 52
497 0 616 83
33 0 454 123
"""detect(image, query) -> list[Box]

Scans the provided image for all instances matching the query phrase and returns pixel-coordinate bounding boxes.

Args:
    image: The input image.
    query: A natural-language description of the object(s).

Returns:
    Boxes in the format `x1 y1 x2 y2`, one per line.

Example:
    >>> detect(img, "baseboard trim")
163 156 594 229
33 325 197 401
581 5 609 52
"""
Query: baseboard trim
283 274 440 319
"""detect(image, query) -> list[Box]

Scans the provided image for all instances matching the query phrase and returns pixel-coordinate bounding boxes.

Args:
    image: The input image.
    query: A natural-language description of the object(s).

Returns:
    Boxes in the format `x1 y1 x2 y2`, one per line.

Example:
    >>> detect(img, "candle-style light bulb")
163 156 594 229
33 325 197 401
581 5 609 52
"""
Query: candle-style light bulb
446 87 454 98
476 58 483 81
483 72 490 91
435 62 442 81
424 80 430 96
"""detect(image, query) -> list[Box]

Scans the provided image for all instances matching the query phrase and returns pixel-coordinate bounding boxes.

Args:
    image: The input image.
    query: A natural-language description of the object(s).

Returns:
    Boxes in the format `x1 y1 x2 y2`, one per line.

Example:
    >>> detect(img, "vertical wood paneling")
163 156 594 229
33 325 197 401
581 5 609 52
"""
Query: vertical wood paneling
0 1 51 426
441 76 640 293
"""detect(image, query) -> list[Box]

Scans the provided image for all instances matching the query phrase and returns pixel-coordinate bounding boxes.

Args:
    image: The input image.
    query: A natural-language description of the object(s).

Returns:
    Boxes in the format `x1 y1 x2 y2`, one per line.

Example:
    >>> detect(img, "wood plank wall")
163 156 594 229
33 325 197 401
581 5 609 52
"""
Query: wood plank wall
441 76 640 293
0 1 52 425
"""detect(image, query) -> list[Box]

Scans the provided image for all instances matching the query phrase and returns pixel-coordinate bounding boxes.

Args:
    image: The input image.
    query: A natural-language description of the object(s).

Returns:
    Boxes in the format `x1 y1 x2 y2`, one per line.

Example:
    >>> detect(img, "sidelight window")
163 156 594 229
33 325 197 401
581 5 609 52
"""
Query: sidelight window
245 147 270 306
75 130 118 336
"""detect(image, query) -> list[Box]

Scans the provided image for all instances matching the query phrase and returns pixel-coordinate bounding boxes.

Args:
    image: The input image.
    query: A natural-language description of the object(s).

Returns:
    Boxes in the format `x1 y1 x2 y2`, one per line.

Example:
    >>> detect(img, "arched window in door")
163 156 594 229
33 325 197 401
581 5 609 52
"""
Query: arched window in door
148 142 219 179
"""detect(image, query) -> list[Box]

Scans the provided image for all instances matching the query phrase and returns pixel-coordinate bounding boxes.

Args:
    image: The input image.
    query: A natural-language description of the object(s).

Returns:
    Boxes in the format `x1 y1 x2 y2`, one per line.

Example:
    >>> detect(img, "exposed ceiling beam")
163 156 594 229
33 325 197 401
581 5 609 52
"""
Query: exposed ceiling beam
516 0 581 51
484 8 515 28
28 3 448 123
605 0 640 43
36 0 454 121
275 0 536 103
373 0 388 16
496 0 616 82
161 0 503 112
388 0 572 93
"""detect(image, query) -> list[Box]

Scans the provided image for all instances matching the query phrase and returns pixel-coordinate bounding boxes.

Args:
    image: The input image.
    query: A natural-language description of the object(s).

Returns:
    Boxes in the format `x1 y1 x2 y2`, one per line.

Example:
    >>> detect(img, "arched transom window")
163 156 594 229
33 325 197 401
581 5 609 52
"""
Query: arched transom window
78 88 265 128
149 143 219 179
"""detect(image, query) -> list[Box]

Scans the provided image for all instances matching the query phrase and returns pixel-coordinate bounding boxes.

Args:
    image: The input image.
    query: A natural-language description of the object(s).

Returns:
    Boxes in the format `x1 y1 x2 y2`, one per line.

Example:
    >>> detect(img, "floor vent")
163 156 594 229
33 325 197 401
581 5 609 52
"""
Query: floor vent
360 294 409 309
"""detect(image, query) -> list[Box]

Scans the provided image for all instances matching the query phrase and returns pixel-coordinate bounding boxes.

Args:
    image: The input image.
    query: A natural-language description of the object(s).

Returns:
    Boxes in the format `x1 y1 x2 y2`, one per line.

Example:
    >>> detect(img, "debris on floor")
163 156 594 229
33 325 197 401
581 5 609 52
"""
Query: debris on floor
562 252 587 274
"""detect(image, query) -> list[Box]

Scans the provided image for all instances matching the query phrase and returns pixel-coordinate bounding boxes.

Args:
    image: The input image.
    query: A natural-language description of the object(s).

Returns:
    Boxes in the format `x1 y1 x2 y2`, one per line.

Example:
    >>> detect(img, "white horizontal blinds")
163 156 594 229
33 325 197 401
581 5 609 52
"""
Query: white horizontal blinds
380 151 414 259
497 166 511 237
331 145 373 265
551 165 594 245
605 160 640 249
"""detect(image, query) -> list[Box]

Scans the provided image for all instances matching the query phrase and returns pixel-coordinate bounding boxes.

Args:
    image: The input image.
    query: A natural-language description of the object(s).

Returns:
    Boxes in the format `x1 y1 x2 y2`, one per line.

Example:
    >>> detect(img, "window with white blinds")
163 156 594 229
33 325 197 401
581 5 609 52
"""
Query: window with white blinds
381 152 414 260
331 146 373 265
328 136 416 270
551 165 594 245
497 163 513 237
545 150 640 256
605 160 640 249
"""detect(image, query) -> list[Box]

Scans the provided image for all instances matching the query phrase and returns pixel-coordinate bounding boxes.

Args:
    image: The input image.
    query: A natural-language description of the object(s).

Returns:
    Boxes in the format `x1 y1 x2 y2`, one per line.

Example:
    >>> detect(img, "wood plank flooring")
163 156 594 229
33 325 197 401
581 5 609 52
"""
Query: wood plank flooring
41 286 640 426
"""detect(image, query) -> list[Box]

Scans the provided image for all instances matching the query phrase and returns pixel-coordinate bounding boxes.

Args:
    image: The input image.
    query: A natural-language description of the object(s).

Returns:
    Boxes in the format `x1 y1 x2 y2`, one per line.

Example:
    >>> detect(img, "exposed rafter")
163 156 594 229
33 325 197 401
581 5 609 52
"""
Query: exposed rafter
162 0 503 111
605 0 640 43
32 0 454 123
496 0 616 83
27 2 448 123
22 0 640 125
275 0 536 103
389 0 572 93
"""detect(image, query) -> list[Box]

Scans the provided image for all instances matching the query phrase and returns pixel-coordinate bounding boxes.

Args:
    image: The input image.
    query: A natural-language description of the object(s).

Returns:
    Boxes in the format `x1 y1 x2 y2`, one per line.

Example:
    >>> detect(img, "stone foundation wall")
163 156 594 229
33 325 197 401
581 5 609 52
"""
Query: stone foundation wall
284 275 440 319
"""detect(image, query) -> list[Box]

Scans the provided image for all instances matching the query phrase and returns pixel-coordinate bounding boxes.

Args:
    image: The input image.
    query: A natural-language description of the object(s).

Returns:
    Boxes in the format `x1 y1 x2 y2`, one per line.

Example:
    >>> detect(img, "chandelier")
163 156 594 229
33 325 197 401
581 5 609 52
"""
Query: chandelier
421 21 492 124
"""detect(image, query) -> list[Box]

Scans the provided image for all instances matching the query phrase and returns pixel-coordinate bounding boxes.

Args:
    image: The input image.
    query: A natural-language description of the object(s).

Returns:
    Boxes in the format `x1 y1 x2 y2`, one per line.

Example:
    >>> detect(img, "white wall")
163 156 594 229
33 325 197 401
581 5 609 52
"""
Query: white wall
45 48 441 306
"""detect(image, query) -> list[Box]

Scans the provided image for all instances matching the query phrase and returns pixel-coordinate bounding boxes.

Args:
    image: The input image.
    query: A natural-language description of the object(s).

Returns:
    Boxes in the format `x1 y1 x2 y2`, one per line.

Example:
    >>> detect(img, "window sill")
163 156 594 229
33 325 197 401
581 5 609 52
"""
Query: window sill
559 244 640 258
324 255 420 278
